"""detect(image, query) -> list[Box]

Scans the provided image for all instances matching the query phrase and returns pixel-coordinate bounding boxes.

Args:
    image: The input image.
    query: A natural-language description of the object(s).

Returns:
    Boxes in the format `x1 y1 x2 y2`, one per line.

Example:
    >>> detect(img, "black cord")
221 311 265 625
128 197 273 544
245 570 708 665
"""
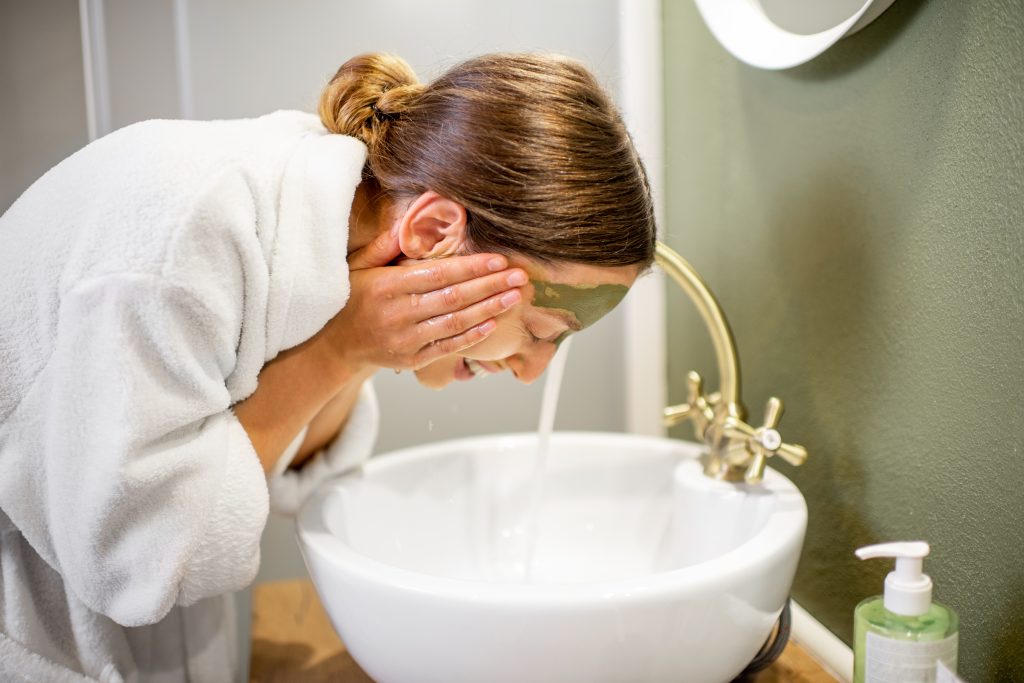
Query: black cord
731 598 792 682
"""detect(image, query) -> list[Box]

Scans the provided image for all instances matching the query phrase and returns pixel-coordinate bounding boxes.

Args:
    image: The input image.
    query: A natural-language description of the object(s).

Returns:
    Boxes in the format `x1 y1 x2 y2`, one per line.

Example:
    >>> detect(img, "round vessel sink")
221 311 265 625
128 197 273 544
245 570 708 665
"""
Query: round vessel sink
297 432 807 683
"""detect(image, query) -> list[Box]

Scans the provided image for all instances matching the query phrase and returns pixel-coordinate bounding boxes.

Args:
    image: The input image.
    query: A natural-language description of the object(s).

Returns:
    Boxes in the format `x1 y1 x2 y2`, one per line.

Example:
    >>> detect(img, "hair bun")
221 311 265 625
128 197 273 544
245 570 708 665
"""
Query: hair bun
318 53 423 150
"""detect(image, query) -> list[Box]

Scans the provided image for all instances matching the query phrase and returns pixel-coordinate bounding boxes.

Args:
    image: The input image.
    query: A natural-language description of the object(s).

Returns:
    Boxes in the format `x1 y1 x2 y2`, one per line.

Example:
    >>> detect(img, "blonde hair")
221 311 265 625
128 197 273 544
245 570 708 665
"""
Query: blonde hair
319 52 655 267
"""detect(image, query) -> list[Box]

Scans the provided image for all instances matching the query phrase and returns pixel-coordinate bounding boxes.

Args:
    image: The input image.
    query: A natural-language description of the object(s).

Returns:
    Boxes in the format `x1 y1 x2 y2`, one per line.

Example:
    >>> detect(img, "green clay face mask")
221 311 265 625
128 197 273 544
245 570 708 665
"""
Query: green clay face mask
529 280 629 344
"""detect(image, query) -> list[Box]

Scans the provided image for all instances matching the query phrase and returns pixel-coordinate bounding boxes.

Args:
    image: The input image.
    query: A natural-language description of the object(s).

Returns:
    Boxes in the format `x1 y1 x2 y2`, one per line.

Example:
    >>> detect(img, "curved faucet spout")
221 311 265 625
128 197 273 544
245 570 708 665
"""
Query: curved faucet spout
654 241 808 483
654 242 742 413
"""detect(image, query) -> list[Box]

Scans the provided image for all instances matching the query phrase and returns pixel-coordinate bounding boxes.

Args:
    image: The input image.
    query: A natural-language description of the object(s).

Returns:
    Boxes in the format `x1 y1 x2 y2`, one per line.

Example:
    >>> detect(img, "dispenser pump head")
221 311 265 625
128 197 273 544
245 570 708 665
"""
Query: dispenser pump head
856 541 932 616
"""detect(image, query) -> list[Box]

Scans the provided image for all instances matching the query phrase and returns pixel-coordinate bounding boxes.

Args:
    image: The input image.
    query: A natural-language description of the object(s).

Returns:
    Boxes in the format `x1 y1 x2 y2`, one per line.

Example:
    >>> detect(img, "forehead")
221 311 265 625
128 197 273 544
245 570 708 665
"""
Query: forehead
512 257 641 289
512 257 639 331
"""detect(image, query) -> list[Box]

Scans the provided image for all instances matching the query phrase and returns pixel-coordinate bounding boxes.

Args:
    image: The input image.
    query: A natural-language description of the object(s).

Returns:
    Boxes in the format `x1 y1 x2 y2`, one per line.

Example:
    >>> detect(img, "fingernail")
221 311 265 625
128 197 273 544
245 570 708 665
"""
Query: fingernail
478 320 497 334
507 270 527 286
487 256 507 272
500 290 521 307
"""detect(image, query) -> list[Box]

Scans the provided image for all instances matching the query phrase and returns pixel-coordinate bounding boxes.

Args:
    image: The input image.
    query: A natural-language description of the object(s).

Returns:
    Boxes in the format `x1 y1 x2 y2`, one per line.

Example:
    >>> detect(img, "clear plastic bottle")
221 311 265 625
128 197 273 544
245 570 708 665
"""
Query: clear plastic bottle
853 542 959 683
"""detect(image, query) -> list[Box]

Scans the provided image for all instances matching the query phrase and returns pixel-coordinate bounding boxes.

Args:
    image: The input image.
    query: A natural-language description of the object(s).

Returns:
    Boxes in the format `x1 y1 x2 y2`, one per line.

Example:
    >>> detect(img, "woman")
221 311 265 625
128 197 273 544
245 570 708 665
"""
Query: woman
0 52 655 681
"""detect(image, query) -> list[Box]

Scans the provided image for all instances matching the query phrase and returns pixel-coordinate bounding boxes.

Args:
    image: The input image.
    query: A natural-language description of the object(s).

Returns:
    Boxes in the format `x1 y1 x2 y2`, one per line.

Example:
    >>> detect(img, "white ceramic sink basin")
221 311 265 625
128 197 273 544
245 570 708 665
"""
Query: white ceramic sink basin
297 432 807 683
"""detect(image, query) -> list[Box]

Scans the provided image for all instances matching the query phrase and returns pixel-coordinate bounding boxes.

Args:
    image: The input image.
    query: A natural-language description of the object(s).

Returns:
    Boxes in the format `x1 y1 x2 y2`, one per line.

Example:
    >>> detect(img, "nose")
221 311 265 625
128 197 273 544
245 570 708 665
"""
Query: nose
505 341 558 384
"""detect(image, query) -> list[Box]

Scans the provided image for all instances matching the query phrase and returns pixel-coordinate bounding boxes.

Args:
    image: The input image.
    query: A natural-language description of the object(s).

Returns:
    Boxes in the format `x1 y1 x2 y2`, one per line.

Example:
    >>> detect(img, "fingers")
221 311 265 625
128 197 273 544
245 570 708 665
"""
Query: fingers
412 320 498 369
337 248 530 373
401 253 511 294
413 269 528 320
416 289 521 343
349 227 402 270
406 288 521 369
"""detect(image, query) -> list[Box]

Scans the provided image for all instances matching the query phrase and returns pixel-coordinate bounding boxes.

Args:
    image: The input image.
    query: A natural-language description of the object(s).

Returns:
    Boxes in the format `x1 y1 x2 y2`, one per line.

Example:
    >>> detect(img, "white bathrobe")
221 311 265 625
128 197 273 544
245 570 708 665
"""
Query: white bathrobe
0 111 379 682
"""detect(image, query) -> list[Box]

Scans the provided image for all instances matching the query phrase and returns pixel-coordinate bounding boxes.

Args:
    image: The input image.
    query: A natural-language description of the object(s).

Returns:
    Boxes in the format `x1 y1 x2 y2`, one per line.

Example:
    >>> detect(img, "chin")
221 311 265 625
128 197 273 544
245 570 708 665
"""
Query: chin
414 372 453 390
414 362 454 390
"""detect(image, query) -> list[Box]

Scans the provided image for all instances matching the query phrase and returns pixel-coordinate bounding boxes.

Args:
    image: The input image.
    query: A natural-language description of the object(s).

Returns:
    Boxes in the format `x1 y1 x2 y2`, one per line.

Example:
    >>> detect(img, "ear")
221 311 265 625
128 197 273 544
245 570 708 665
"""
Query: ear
394 191 469 259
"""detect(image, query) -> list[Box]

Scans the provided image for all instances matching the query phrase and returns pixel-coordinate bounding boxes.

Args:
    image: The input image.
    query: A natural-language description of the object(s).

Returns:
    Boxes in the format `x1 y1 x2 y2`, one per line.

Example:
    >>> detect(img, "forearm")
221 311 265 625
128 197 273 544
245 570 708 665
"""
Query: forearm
289 367 376 470
234 330 366 473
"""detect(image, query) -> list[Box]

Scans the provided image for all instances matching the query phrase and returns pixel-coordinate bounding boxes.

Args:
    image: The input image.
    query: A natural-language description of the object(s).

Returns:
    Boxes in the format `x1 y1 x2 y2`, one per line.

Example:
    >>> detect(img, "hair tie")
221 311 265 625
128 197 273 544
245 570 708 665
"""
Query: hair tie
370 101 399 123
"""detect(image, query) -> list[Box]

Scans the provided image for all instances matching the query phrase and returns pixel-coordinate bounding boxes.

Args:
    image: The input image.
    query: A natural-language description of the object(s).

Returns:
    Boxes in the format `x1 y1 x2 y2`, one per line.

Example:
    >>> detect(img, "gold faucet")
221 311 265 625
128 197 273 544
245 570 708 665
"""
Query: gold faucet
655 241 808 484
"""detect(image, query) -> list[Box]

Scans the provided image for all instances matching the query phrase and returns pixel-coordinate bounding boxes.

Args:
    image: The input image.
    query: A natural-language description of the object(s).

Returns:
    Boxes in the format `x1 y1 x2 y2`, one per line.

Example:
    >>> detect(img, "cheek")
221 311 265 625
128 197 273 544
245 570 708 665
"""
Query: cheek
460 315 523 360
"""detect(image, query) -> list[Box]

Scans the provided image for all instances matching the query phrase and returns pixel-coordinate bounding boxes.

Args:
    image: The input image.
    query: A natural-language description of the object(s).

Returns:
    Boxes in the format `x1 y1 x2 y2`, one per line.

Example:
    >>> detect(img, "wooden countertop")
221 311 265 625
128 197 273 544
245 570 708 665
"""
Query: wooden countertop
250 579 840 683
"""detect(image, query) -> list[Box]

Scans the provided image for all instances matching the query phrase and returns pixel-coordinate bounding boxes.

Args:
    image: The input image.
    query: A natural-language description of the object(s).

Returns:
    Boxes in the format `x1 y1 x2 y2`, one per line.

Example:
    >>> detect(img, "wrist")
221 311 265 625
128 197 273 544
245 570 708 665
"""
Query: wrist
312 324 376 387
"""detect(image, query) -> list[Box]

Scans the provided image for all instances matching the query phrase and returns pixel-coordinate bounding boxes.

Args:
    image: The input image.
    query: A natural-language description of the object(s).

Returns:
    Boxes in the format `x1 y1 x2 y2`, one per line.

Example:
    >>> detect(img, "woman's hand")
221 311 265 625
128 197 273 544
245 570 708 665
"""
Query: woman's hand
323 228 526 376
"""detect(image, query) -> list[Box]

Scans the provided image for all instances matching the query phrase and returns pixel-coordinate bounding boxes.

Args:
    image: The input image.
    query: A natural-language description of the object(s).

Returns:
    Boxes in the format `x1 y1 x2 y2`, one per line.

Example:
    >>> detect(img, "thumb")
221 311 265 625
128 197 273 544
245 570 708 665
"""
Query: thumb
349 226 402 270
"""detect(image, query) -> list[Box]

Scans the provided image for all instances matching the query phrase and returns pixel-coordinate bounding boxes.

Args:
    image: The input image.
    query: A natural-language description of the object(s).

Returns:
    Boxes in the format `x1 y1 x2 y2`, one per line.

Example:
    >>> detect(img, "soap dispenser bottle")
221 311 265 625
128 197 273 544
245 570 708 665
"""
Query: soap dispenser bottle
854 541 959 683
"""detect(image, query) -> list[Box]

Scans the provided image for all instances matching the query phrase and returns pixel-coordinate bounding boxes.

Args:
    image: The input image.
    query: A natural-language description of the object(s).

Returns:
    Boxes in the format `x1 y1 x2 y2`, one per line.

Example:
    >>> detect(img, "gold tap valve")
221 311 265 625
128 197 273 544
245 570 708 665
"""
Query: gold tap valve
654 241 810 485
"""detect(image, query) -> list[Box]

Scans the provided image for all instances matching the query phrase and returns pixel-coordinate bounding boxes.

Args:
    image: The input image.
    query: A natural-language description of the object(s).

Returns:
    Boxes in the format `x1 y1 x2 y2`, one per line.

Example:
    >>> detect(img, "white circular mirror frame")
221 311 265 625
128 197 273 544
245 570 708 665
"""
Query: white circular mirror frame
693 0 898 70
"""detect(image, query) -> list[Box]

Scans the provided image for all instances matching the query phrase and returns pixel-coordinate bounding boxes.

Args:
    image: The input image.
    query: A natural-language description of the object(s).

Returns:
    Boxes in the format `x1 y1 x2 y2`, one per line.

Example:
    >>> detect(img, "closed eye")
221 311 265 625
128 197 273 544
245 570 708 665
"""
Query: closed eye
526 326 565 344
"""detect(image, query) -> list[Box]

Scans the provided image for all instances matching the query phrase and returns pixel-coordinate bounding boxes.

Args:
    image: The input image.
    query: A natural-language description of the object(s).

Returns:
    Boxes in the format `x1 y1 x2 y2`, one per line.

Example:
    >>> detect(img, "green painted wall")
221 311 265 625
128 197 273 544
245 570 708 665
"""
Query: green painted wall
662 1 1023 680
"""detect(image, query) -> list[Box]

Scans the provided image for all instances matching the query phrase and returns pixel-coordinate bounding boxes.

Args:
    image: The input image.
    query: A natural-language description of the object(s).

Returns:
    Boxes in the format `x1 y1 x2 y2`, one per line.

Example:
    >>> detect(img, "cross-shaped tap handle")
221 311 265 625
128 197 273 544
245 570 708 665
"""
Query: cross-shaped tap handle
721 397 808 483
662 371 715 439
741 397 808 484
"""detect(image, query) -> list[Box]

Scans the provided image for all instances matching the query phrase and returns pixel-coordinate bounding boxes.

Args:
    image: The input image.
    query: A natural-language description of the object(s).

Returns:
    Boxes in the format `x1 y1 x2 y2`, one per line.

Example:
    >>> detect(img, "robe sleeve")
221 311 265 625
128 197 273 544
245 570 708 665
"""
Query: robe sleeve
0 272 268 627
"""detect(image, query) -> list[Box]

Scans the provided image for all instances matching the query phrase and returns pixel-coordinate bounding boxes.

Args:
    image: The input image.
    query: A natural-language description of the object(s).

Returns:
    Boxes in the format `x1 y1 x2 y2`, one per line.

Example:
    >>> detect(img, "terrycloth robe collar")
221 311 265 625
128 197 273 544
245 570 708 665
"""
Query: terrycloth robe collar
265 128 367 356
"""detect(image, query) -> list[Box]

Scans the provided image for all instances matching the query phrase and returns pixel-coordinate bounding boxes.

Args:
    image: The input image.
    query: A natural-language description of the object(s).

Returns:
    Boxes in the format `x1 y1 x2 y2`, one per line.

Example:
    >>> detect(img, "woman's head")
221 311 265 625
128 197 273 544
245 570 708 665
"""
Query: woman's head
319 52 656 387
412 256 638 388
